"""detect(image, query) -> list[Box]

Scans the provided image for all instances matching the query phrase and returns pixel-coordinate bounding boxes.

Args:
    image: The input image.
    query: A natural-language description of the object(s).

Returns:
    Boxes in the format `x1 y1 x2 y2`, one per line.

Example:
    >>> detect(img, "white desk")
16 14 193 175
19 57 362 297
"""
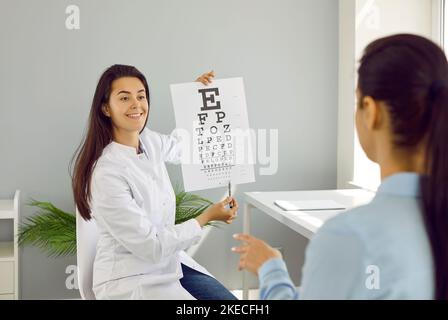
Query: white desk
241 189 375 300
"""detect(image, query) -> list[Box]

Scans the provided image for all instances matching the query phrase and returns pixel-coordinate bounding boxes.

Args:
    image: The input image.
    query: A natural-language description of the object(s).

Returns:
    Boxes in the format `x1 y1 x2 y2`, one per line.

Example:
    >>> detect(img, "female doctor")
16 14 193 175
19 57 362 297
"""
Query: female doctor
72 65 238 300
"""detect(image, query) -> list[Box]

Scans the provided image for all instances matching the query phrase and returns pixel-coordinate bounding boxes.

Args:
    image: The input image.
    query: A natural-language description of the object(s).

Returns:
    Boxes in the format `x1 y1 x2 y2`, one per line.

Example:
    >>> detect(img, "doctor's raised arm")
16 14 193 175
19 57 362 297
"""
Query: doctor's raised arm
147 70 216 165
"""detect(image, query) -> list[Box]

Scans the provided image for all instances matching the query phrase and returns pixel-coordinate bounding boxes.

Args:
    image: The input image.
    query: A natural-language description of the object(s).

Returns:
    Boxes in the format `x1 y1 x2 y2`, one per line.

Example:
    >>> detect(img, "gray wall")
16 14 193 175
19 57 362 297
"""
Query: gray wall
0 0 338 299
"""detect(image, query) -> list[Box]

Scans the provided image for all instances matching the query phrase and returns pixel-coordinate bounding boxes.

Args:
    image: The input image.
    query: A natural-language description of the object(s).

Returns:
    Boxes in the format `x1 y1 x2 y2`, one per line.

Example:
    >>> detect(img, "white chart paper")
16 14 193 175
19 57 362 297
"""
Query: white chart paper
170 77 255 191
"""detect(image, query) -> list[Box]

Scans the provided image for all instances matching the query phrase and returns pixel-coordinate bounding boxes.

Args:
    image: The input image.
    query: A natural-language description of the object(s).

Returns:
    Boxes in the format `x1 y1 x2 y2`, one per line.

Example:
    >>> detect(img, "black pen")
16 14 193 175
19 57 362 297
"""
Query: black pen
228 181 233 209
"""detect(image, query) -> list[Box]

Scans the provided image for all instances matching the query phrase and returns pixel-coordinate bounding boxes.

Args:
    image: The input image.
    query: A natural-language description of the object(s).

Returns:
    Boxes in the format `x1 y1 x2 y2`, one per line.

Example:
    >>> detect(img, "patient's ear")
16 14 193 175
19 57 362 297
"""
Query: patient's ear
102 104 111 117
361 96 381 131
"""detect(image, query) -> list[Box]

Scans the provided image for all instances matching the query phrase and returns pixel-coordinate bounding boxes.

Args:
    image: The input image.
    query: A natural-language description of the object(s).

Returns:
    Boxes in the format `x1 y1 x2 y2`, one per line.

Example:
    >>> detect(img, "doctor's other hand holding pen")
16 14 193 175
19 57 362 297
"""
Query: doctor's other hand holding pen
195 197 238 227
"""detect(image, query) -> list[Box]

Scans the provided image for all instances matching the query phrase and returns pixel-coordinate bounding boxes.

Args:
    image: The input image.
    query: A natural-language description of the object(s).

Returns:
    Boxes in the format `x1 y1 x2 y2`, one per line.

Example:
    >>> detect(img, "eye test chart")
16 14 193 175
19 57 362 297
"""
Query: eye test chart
170 77 255 192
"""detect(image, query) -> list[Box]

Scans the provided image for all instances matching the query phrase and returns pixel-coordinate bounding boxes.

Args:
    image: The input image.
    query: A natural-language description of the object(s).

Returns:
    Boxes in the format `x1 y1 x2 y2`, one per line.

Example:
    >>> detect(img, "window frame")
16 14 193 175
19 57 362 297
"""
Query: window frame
337 0 444 190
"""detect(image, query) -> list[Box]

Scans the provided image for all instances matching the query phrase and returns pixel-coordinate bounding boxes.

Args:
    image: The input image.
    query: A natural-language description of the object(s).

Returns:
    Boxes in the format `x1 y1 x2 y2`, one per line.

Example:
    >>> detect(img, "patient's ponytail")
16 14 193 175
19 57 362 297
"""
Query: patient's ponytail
358 34 448 299
421 81 448 299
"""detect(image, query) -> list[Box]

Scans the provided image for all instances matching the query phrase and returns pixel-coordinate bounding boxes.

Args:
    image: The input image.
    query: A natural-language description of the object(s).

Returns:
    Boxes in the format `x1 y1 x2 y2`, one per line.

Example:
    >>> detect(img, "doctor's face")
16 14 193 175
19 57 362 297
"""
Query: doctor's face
102 77 149 134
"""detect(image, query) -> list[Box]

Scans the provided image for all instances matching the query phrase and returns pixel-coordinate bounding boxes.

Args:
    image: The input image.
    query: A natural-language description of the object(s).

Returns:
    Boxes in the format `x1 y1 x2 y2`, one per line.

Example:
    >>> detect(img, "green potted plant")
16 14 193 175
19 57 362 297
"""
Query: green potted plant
18 186 215 257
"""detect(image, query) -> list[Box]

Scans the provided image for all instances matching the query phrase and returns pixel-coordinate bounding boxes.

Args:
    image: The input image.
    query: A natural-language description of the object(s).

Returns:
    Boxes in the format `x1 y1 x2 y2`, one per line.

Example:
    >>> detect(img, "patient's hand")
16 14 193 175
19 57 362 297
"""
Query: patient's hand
196 70 215 85
232 234 282 275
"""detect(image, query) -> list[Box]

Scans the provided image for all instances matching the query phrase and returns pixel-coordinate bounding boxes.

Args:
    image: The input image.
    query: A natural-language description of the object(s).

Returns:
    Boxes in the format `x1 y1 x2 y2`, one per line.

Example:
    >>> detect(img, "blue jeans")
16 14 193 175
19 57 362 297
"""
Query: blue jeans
180 263 238 300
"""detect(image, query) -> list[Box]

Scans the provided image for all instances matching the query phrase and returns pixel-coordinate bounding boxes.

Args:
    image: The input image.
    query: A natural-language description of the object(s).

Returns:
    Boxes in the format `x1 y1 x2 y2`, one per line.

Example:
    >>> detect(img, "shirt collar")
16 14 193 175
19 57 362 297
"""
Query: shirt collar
377 172 421 197
108 138 147 159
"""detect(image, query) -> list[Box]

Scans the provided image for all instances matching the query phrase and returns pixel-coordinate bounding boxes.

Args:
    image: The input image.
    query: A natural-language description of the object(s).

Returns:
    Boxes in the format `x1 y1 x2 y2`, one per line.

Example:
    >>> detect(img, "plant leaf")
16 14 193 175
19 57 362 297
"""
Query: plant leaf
18 202 76 258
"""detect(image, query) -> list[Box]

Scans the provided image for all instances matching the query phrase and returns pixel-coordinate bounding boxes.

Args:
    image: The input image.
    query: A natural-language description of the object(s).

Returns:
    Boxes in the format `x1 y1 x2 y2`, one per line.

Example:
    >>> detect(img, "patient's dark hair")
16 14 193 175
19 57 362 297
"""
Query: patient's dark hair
358 34 448 299
70 64 149 220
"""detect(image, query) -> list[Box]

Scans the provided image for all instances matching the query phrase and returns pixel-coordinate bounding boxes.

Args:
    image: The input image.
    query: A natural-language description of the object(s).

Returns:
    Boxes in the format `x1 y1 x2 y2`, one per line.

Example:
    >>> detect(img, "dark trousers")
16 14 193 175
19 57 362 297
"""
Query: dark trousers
180 263 238 300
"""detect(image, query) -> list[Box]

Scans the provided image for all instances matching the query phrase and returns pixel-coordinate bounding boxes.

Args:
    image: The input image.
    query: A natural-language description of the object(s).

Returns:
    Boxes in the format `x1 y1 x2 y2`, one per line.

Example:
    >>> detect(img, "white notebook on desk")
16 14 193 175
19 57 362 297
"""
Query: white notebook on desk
274 200 346 211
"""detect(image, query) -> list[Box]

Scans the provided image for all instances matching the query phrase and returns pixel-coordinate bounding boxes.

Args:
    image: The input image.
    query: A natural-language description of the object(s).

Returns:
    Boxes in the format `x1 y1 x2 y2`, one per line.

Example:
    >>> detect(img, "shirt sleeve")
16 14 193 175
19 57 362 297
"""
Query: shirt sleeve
156 129 185 164
90 167 202 263
258 258 299 300
299 218 366 299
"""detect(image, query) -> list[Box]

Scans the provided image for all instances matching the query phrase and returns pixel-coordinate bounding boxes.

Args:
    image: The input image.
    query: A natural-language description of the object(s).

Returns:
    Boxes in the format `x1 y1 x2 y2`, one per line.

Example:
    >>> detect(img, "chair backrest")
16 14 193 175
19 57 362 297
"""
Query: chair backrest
76 209 99 300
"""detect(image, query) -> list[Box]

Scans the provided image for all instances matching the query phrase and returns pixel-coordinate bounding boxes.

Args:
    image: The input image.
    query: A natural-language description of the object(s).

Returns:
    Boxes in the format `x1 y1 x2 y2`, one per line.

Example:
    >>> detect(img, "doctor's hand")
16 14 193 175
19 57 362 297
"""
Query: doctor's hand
231 234 282 275
196 70 215 85
195 197 238 227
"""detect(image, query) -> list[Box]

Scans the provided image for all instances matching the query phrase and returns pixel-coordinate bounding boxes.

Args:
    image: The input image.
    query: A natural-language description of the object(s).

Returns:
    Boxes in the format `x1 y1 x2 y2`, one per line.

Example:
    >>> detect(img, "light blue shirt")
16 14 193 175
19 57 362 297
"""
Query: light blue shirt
259 173 434 299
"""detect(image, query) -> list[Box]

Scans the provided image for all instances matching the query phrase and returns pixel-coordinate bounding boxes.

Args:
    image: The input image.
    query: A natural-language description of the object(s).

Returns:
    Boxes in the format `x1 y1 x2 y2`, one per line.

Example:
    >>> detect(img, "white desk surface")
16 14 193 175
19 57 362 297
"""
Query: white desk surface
244 189 375 239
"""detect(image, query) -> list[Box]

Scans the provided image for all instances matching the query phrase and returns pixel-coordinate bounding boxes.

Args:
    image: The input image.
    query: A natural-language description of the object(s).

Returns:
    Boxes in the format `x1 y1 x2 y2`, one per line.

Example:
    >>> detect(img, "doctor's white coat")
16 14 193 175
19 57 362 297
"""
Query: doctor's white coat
90 128 211 299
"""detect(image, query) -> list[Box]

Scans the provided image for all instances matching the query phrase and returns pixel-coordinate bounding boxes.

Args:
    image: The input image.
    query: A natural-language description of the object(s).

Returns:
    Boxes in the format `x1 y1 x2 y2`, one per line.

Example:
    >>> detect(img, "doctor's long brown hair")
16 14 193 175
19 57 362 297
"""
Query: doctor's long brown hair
70 64 149 221
358 34 448 299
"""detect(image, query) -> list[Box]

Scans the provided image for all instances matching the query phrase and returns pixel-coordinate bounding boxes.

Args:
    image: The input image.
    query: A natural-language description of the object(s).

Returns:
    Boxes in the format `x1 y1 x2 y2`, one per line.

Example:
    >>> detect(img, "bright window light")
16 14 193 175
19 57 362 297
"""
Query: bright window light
350 0 435 191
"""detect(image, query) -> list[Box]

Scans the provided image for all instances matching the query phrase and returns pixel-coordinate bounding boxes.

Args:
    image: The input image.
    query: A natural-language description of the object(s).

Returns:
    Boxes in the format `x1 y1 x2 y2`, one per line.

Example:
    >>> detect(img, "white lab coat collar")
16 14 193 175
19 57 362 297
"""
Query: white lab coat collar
107 139 149 160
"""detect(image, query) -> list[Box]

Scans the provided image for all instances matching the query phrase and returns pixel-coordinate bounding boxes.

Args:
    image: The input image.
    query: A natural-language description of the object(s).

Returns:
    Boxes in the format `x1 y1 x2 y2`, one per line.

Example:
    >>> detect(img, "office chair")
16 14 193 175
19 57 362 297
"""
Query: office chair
75 208 98 300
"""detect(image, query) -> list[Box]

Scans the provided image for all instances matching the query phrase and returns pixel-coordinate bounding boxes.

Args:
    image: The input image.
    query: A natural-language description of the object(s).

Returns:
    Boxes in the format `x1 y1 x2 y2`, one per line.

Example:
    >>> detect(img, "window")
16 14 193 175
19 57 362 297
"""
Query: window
443 0 448 49
338 0 443 191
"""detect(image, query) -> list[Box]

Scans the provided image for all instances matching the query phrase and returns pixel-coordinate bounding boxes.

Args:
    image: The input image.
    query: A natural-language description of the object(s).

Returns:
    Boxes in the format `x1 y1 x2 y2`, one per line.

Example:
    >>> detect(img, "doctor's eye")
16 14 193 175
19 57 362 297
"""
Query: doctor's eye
120 96 129 102
138 96 146 101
